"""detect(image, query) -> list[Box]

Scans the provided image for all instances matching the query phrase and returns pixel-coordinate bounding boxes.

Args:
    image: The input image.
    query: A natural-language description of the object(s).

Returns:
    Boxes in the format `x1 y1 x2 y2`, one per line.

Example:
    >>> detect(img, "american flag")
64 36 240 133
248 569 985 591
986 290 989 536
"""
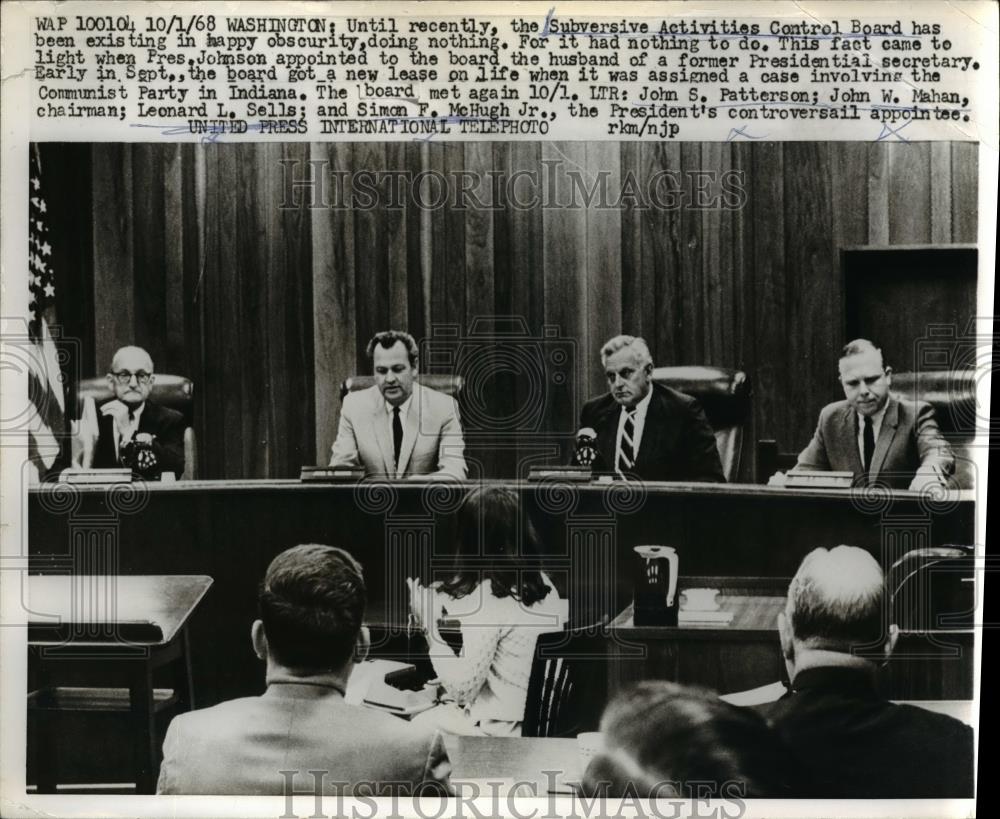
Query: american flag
27 146 66 480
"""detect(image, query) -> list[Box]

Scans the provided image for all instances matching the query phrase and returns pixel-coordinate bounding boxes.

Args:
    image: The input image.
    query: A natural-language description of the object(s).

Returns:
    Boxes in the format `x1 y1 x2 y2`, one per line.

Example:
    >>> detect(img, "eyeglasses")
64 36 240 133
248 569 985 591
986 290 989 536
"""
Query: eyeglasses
111 370 152 385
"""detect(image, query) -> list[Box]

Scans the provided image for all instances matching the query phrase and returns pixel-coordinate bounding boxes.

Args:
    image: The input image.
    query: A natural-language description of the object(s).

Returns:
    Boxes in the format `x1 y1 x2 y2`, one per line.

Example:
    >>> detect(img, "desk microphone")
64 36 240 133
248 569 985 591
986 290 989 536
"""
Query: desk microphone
572 427 598 467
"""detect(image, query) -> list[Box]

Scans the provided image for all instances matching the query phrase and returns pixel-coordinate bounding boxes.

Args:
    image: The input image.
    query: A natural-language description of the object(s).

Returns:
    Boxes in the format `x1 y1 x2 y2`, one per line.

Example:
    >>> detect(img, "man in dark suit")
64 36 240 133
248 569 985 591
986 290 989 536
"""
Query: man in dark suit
794 339 953 490
757 545 974 798
157 544 453 795
90 345 185 479
578 335 724 482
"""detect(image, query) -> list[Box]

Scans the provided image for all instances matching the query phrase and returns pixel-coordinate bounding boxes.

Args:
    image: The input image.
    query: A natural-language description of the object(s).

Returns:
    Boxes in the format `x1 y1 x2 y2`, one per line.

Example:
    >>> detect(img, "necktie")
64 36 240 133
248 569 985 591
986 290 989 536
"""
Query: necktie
392 407 403 472
863 415 875 480
618 410 636 475
119 406 137 465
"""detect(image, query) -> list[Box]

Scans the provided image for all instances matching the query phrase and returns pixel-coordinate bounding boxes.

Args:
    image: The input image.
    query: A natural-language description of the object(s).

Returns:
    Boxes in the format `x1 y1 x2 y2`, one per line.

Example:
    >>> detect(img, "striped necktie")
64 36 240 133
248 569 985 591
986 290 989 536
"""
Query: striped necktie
617 409 636 476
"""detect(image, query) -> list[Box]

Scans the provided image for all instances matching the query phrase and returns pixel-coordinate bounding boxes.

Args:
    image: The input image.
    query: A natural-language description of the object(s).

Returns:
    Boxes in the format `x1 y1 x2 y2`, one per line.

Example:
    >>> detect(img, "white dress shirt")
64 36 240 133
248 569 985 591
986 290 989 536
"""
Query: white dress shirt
614 387 653 471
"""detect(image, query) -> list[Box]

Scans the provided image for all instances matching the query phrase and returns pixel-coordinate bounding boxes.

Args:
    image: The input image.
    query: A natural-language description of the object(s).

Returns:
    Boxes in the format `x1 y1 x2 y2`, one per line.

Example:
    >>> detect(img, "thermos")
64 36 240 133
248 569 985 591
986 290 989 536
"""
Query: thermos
633 545 679 626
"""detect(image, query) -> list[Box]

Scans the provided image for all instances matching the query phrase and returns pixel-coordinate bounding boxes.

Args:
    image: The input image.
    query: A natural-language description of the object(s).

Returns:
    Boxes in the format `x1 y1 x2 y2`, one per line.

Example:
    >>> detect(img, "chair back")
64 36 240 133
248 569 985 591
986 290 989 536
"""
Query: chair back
888 545 975 631
339 374 464 401
651 366 751 482
522 628 611 737
78 375 195 427
890 370 976 487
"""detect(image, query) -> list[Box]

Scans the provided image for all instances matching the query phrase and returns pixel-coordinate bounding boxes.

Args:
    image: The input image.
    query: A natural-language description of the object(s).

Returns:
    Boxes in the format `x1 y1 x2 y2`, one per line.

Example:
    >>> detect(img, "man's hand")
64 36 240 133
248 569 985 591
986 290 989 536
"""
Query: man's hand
908 465 947 493
100 399 132 434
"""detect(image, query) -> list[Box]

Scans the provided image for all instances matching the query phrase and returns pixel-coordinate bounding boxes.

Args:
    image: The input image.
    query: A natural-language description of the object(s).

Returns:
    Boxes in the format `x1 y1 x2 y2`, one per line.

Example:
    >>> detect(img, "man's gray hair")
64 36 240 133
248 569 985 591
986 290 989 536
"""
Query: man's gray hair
786 545 885 651
600 335 653 368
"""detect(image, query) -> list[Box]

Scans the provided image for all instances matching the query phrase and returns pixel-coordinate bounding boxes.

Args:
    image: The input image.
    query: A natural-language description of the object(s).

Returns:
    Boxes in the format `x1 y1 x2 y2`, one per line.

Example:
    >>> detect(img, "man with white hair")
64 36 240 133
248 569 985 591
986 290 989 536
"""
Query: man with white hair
758 545 974 798
578 334 724 482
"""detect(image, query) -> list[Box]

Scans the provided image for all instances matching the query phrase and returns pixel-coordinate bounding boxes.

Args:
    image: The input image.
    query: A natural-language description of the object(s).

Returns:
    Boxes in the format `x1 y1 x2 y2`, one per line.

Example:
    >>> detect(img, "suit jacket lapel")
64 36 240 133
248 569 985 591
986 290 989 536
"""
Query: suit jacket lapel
634 389 665 472
595 402 620 472
839 406 865 477
369 391 395 476
396 386 420 477
870 398 900 480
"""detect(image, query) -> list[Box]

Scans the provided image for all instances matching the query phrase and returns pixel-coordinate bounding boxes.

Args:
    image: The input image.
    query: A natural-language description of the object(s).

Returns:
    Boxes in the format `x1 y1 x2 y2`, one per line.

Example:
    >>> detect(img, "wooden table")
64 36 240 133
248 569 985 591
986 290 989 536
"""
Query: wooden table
27 574 213 793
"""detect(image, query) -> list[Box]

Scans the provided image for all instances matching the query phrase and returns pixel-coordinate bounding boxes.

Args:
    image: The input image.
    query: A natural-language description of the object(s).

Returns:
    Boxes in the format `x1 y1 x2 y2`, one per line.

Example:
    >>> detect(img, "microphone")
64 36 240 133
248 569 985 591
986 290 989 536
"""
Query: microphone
572 427 598 467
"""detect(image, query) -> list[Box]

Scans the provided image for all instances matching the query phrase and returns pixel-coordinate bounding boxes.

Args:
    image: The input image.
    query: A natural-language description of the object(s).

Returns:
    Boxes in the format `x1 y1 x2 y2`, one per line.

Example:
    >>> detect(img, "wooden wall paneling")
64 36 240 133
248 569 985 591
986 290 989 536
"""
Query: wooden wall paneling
460 141 496 478
239 143 272 477
180 143 204 473
405 142 427 339
267 142 314 478
442 143 467 329
502 141 546 477
619 142 651 342
426 143 450 339
730 142 755 482
678 142 705 364
352 143 390 366
951 142 978 244
644 143 683 365
930 142 954 243
131 144 167 367
749 143 786 445
385 143 410 331
783 142 837 449
867 143 890 245
209 145 247 478
888 142 932 244
91 144 135 372
312 143 357 464
585 141 623 400
701 142 735 368
541 142 588 460
162 144 187 373
830 142 869 251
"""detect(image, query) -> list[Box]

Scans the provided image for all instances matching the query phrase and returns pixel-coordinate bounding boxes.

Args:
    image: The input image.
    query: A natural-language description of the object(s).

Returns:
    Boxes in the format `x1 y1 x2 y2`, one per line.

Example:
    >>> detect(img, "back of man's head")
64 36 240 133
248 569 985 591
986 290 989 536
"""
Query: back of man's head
786 545 885 652
258 544 366 671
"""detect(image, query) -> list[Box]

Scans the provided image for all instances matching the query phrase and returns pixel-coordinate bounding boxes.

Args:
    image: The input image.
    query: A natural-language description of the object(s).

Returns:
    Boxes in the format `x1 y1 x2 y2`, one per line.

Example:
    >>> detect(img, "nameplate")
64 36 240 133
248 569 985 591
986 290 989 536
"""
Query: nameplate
785 470 854 489
527 466 592 482
300 466 366 482
59 469 132 485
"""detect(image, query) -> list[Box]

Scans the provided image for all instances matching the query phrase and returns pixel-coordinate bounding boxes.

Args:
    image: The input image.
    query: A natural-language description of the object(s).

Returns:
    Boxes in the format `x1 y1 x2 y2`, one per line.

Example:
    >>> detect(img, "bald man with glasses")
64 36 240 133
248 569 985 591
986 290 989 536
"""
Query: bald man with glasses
88 345 185 479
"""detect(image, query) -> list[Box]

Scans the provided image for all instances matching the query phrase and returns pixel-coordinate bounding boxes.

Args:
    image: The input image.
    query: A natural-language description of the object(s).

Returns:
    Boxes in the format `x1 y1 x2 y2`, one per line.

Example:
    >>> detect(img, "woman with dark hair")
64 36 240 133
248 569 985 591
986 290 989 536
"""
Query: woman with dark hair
582 682 797 798
407 485 564 737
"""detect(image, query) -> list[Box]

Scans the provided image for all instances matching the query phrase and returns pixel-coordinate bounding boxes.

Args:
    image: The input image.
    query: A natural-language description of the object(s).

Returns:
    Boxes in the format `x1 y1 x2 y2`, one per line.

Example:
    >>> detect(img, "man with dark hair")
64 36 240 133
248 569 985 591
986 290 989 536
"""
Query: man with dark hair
757 545 974 798
88 345 185 479
329 330 467 479
578 334 724 482
794 339 953 490
157 544 453 795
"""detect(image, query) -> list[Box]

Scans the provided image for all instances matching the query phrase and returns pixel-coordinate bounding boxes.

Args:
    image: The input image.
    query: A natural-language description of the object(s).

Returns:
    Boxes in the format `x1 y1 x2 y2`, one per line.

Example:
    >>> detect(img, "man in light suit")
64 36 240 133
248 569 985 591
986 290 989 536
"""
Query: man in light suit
795 339 953 490
330 331 467 479
157 544 453 795
579 335 725 483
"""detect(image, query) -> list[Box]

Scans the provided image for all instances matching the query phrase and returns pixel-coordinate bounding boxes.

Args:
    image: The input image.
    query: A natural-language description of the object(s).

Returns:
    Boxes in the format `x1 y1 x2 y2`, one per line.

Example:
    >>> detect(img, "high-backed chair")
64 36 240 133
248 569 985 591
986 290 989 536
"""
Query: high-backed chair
77 375 197 480
650 366 751 483
522 628 612 737
888 545 975 631
339 374 463 401
890 371 976 489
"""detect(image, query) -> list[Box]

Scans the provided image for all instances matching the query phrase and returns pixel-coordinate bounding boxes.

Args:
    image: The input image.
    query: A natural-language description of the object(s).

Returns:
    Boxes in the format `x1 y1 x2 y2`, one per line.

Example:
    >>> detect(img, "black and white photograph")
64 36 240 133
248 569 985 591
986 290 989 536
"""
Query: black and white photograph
2 2 996 818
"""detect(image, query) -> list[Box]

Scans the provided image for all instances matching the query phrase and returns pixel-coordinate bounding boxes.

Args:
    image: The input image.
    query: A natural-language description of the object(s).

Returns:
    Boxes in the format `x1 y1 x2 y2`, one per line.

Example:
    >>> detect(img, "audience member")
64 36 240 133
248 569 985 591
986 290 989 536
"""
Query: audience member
757 545 974 798
157 544 453 795
407 486 564 736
